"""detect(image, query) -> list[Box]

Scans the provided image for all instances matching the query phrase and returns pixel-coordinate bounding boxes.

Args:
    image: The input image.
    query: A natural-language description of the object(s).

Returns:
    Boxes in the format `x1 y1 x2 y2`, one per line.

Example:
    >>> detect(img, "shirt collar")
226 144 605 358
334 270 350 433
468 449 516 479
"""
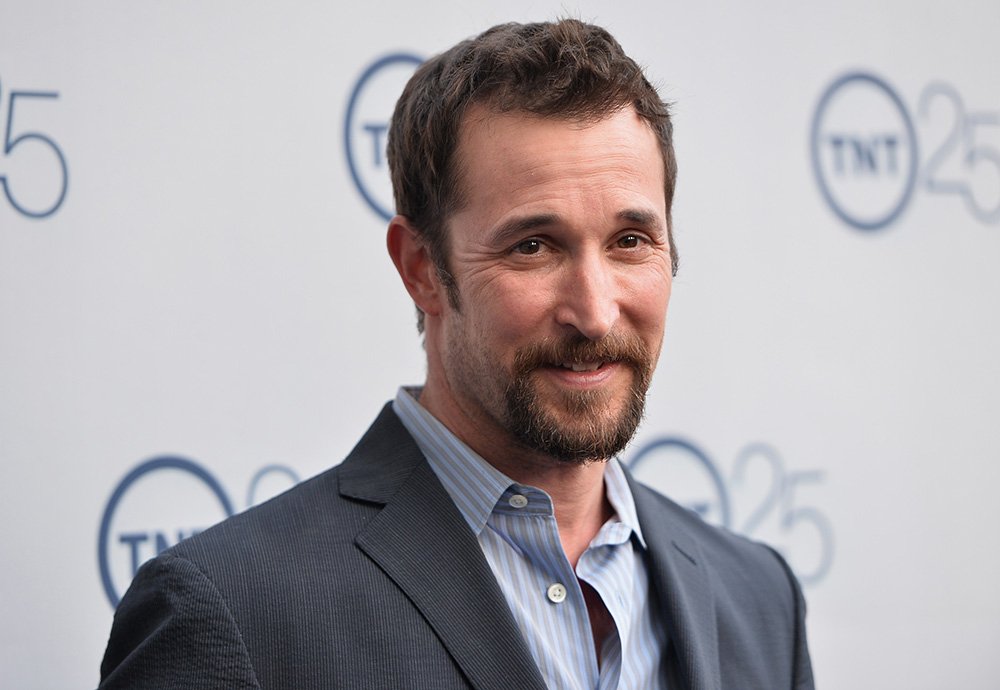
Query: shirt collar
392 386 646 549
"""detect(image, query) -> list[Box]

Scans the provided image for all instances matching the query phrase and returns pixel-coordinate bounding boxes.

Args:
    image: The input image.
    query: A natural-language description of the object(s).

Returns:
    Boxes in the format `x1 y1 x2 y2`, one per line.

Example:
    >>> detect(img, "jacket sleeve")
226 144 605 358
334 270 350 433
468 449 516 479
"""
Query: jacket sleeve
98 553 260 690
791 572 815 690
765 546 816 690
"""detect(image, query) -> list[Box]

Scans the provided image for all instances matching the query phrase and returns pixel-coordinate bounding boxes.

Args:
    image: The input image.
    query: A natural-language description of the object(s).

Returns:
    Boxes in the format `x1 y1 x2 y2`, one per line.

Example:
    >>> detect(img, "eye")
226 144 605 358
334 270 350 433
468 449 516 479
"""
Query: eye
617 234 643 249
513 239 543 255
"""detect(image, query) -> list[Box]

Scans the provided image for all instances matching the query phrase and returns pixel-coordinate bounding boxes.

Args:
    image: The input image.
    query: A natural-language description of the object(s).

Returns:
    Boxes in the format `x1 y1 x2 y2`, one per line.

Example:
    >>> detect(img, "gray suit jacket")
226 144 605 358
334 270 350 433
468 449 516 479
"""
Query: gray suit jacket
99 404 814 689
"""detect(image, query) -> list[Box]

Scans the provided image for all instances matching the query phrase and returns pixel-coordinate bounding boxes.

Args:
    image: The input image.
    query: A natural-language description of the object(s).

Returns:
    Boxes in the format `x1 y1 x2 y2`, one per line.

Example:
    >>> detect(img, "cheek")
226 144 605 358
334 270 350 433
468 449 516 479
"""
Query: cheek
470 275 553 336
627 273 671 332
653 278 672 316
490 298 548 350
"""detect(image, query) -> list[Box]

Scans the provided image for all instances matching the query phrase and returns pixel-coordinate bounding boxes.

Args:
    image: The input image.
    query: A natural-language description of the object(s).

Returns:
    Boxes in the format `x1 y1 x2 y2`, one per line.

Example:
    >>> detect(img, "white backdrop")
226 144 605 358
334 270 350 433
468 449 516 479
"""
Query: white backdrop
2 1 999 688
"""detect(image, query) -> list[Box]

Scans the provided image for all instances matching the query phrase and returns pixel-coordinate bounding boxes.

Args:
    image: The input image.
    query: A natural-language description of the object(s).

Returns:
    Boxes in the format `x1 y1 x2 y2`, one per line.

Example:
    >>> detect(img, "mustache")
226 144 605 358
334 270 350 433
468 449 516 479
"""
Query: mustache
511 332 653 374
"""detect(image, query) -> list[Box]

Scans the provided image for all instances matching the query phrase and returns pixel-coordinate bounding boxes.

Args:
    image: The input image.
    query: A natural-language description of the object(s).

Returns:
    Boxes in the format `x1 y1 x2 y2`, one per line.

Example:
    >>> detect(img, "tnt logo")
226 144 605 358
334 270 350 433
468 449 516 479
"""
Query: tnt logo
810 72 919 231
344 53 423 221
98 457 300 607
97 457 232 607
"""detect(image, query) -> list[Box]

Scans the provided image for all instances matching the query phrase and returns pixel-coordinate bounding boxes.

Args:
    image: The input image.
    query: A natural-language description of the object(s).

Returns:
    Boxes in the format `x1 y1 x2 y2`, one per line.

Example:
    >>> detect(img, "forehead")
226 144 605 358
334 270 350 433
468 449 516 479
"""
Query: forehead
450 105 666 226
458 104 662 169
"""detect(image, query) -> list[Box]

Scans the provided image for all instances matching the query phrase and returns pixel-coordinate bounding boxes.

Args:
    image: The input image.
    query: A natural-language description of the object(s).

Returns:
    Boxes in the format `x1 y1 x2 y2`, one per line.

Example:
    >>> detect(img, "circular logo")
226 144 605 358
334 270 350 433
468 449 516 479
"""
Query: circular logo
628 438 731 528
344 53 423 221
246 464 300 508
97 457 234 607
811 72 919 231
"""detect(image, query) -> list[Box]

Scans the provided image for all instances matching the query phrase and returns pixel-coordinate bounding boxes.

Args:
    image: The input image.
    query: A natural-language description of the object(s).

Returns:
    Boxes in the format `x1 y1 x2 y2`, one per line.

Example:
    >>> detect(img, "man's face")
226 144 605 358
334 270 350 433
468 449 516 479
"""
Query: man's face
429 106 672 464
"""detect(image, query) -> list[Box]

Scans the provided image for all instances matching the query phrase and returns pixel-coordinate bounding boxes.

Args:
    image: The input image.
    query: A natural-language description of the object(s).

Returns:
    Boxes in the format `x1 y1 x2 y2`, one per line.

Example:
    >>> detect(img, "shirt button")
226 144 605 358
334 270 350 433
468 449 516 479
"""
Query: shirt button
508 494 528 509
547 583 567 604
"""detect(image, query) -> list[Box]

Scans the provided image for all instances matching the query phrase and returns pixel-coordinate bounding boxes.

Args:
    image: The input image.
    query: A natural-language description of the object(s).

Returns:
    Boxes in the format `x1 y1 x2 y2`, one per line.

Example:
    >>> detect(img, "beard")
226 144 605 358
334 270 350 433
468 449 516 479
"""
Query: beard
503 332 655 464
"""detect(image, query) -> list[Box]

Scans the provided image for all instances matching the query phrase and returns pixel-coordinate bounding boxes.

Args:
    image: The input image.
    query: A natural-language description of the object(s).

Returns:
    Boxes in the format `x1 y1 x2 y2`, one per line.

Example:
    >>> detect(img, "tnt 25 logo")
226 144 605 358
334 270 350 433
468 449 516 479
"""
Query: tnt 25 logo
627 438 833 586
811 71 1000 230
97 457 300 607
344 53 423 221
0 77 68 219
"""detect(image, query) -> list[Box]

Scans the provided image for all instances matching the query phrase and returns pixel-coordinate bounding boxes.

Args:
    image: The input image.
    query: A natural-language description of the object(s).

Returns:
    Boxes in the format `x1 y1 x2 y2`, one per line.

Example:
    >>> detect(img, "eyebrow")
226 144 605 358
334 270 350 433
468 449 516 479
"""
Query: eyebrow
617 209 666 237
487 214 560 246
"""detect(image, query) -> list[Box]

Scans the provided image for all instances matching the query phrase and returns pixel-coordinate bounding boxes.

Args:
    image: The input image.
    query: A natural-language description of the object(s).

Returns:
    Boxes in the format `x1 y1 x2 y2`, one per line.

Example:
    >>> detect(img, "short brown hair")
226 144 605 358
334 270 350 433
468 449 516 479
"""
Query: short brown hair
387 18 678 331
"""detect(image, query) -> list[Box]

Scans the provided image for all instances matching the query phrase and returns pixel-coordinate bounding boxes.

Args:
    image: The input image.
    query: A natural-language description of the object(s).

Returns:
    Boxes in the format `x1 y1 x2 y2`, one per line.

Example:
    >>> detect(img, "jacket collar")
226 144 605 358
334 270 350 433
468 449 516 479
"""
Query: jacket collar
339 404 547 690
627 470 722 690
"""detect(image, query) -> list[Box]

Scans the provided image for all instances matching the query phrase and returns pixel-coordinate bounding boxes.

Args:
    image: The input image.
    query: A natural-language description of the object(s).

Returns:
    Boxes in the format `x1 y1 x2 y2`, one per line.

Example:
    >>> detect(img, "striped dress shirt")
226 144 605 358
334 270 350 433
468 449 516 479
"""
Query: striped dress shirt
393 387 668 689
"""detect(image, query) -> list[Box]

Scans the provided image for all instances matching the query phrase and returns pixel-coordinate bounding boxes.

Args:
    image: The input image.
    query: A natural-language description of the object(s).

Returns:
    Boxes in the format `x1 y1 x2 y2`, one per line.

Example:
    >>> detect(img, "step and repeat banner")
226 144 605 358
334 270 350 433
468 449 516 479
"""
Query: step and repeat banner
2 1 998 688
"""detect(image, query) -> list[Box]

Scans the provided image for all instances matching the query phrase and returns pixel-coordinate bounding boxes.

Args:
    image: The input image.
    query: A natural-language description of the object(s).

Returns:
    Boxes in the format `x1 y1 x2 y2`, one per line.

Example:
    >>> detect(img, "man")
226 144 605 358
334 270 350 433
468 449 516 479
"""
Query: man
99 19 814 689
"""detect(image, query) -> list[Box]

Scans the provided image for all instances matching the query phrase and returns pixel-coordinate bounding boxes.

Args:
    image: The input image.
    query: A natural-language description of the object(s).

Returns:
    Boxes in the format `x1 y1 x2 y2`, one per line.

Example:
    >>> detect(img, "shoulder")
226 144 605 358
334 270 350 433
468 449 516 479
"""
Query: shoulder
630 477 803 609
98 469 374 689
630 478 772 556
100 449 410 687
167 402 419 571
630 478 814 687
172 463 355 559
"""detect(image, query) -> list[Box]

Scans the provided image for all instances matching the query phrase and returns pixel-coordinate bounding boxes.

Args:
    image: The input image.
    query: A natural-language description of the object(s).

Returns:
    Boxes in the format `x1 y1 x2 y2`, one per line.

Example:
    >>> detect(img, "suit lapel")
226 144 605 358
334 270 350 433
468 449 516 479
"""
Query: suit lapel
340 405 546 690
629 476 722 690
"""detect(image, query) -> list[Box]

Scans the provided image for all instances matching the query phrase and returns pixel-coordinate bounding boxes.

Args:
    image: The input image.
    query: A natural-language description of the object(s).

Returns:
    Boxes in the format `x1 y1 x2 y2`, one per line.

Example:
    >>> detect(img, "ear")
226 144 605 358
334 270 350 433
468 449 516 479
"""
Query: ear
386 215 445 320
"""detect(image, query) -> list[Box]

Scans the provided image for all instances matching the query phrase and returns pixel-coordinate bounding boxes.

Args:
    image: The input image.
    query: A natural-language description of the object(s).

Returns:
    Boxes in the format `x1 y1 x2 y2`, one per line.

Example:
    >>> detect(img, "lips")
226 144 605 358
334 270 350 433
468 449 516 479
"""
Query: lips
558 361 604 372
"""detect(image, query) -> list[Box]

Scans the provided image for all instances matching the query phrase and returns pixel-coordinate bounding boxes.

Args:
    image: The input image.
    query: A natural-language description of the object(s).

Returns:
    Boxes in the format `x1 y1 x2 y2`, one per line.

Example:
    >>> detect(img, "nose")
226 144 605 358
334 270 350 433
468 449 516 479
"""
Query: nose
554 252 621 341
